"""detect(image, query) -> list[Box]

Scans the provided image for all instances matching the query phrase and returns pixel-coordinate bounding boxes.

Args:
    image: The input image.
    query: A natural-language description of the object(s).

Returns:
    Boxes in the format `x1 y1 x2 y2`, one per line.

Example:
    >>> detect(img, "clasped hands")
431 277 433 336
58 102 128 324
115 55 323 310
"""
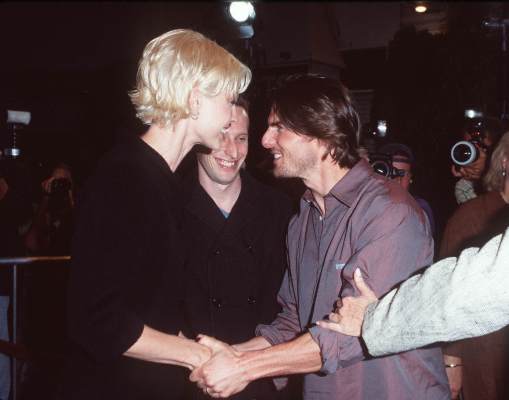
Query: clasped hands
189 335 250 398
187 268 378 398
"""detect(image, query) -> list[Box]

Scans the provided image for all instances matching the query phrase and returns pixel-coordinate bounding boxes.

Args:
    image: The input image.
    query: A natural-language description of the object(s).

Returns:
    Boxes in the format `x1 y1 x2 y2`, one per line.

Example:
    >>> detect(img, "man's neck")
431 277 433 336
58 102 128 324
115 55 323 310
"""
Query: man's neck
303 158 351 215
141 120 196 172
198 169 242 214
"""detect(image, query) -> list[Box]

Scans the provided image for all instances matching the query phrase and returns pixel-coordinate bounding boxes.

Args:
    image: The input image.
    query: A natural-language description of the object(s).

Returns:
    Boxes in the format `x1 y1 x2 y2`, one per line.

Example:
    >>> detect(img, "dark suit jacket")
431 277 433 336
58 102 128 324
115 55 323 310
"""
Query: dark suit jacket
180 169 294 399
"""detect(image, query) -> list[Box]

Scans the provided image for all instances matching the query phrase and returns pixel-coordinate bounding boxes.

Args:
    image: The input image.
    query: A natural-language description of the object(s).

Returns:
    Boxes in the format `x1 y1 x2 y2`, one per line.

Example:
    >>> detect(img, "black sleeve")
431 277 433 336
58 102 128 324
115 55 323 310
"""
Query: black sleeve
67 163 151 363
258 194 294 325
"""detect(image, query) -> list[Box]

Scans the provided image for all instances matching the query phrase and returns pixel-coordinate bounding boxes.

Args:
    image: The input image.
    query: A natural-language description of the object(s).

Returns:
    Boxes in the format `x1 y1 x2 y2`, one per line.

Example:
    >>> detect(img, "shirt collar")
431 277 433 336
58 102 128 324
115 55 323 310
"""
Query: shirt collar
302 159 374 209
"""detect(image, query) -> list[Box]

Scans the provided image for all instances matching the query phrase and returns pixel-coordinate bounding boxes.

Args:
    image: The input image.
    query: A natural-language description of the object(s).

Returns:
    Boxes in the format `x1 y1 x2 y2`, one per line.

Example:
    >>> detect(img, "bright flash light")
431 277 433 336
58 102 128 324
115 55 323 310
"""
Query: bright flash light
415 4 427 13
464 109 483 119
229 2 255 23
377 120 388 136
465 109 476 119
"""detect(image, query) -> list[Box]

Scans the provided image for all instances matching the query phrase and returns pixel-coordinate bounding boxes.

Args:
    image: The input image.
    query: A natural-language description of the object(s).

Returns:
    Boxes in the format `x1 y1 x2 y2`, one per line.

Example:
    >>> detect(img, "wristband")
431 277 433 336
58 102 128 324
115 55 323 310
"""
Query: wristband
445 363 462 368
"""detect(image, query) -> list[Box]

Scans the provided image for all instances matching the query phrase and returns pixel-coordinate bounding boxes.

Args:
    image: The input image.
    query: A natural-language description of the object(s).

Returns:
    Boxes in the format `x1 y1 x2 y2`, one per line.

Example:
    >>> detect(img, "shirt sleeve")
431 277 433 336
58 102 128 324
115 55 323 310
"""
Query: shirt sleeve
455 178 477 204
309 201 434 374
362 228 509 357
67 164 150 363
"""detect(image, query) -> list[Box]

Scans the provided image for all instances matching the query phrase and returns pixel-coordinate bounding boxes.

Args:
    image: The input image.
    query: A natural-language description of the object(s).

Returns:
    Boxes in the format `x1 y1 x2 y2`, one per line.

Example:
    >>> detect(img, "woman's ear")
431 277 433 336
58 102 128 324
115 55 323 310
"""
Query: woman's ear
188 87 201 119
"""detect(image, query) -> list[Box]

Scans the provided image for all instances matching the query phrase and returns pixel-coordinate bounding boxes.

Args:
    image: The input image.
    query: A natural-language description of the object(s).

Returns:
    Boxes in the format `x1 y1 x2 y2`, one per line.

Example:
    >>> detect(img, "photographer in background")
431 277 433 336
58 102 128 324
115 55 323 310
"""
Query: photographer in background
25 162 75 255
22 161 75 398
451 116 504 204
372 143 436 240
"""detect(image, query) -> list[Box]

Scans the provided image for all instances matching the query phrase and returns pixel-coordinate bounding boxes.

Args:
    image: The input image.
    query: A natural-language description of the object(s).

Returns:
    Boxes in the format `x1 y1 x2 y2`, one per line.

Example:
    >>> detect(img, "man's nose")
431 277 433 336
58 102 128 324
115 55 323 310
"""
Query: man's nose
223 137 238 159
261 129 274 149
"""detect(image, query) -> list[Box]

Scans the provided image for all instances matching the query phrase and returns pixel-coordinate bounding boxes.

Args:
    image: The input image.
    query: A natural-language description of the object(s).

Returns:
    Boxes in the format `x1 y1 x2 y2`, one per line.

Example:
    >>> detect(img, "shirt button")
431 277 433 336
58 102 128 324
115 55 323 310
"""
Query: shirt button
213 249 221 256
210 297 223 309
247 296 256 305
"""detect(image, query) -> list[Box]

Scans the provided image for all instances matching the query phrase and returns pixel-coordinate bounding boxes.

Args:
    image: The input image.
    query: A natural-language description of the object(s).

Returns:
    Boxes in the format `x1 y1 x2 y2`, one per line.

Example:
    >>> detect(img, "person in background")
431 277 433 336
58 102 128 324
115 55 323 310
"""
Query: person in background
440 131 509 400
21 161 76 398
378 142 436 239
25 162 75 255
451 117 503 204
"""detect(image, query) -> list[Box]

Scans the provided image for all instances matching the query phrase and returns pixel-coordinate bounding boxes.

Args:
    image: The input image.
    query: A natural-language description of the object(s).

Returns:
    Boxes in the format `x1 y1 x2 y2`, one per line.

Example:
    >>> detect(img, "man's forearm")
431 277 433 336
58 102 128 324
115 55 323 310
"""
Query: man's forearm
233 336 272 352
125 325 210 370
238 333 322 380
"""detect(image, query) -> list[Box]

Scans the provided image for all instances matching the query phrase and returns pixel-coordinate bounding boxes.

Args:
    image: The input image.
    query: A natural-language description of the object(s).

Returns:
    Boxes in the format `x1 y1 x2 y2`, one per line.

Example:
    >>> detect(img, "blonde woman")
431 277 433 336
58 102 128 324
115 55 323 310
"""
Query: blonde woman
64 29 251 399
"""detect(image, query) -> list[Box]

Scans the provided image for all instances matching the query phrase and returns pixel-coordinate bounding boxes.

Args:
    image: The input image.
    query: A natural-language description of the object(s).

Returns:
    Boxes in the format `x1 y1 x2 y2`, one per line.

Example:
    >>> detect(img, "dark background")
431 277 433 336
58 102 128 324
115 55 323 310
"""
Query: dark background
1 1 508 241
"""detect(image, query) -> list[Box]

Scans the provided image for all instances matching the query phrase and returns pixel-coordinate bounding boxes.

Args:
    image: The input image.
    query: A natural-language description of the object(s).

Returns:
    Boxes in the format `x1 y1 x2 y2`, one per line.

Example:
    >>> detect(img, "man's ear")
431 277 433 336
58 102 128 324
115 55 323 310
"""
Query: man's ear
316 139 332 161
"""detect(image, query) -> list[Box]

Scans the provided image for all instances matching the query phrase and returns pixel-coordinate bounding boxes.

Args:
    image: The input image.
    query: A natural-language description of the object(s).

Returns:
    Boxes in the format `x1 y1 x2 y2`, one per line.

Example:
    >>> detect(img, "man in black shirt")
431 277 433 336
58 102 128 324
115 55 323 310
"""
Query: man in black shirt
180 98 295 399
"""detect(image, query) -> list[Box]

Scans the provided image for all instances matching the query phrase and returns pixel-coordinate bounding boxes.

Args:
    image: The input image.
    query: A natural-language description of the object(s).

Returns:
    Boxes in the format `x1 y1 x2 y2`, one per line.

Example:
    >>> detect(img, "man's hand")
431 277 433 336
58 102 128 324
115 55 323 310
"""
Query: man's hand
41 176 56 195
316 268 378 336
189 335 250 398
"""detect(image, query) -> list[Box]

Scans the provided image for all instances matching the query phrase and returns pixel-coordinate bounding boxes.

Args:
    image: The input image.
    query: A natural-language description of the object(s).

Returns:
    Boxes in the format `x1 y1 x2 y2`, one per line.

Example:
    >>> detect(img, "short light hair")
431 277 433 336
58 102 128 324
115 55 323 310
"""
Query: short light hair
484 130 509 192
129 29 251 127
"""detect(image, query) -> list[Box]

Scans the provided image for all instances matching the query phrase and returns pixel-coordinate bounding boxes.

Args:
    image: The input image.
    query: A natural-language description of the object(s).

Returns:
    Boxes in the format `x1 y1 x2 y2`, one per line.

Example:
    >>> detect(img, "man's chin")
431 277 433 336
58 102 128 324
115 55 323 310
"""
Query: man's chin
272 167 289 178
211 172 237 185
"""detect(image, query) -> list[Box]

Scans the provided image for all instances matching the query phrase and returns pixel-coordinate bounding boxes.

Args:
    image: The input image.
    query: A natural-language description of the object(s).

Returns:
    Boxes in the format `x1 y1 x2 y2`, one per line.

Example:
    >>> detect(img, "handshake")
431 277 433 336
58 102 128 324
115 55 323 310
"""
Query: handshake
183 269 378 398
185 334 255 398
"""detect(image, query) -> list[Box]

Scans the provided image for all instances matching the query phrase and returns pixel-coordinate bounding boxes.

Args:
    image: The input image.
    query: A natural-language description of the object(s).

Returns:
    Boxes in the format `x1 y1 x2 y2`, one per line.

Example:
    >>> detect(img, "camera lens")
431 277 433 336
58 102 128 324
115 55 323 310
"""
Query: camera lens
50 178 72 196
451 141 478 166
372 160 391 177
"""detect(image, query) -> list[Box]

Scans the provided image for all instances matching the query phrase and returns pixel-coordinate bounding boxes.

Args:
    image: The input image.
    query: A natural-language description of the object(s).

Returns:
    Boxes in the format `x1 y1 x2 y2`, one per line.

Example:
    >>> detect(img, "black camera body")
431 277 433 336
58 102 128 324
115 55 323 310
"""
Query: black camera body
369 153 406 179
450 118 489 166
50 178 72 196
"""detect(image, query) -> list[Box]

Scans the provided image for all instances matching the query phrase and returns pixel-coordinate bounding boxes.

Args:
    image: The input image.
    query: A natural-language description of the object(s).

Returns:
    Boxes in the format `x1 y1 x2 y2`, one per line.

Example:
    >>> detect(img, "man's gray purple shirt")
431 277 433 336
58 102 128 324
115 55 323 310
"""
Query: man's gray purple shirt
256 160 449 400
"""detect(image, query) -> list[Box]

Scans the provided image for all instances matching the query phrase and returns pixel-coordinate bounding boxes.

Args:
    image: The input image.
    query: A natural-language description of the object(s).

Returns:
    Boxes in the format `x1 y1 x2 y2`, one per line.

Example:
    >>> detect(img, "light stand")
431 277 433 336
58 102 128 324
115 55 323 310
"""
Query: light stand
2 110 31 159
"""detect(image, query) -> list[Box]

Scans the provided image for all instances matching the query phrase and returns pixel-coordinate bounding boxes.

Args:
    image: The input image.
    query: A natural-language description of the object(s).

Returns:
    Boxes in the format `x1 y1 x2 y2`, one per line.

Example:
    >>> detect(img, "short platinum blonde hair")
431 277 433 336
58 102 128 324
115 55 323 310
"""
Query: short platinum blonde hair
129 29 251 126
484 130 509 192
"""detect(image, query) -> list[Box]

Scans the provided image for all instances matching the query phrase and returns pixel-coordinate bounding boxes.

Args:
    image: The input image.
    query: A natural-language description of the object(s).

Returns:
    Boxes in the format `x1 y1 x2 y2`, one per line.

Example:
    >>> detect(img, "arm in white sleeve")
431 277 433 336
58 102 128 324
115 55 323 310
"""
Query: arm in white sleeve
363 228 509 356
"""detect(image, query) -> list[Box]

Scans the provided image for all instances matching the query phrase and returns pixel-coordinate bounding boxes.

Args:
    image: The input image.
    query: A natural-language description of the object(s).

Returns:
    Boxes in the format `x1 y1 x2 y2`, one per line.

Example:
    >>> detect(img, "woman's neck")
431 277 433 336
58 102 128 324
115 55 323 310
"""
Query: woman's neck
141 120 195 171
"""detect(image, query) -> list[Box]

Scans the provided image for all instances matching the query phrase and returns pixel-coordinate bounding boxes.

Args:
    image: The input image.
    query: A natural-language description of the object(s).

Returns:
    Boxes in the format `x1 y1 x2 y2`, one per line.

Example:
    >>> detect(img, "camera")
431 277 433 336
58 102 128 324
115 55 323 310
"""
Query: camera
450 140 482 166
50 178 72 196
369 153 406 179
450 116 488 166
